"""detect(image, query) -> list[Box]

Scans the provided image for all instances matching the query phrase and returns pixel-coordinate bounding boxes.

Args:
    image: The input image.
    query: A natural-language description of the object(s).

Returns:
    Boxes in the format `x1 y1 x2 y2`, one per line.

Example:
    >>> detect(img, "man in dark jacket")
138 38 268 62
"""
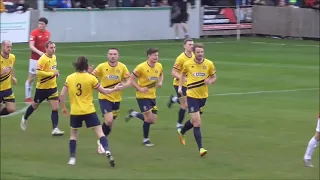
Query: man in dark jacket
170 0 195 40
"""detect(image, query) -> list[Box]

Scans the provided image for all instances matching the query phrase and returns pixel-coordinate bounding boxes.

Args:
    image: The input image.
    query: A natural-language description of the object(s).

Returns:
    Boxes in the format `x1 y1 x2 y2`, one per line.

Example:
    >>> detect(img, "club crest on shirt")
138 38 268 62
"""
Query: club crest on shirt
203 66 207 69
155 70 158 74
116 69 120 73
193 72 206 77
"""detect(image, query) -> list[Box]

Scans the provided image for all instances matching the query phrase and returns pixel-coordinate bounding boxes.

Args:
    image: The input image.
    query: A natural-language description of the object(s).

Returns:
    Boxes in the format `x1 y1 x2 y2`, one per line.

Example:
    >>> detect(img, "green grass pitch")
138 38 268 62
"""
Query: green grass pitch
1 37 319 179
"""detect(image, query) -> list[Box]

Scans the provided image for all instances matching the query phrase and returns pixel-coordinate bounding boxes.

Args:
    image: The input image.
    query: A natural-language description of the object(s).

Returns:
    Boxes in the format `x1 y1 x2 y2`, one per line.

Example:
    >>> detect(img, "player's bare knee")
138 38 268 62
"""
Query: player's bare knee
31 103 38 109
49 100 59 111
70 129 78 140
149 115 157 124
50 102 59 111
93 126 105 138
104 113 113 127
315 132 320 140
27 75 34 83
192 119 201 127
6 103 16 112
7 106 16 113
149 110 158 124
181 103 187 110
143 111 153 123
105 119 113 127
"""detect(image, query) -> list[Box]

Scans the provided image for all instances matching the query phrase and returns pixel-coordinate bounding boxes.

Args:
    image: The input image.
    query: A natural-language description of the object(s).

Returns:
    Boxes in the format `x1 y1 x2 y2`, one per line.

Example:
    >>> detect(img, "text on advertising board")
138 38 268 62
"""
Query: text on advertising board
202 6 252 31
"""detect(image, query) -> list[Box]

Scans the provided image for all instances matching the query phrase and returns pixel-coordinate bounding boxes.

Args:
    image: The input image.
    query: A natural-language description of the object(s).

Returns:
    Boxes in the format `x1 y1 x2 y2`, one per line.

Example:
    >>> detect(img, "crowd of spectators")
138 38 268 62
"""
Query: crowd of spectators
0 0 319 13
1 0 32 13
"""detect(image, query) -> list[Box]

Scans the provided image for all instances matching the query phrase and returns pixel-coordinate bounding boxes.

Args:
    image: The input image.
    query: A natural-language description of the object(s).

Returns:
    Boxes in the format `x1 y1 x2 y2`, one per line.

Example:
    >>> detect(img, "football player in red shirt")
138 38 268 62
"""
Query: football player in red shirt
25 17 50 103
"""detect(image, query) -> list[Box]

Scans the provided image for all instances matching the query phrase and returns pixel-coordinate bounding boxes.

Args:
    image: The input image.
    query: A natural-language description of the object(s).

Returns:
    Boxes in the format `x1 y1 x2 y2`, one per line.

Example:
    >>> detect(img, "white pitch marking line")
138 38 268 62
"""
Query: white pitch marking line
13 41 237 51
12 40 320 51
250 41 320 47
12 51 319 70
1 87 317 118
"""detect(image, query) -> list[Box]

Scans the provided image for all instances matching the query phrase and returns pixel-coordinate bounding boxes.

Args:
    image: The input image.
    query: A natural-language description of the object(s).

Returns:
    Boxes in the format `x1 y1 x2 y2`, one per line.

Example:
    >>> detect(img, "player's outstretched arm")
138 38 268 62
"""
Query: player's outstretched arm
59 86 69 116
95 85 120 95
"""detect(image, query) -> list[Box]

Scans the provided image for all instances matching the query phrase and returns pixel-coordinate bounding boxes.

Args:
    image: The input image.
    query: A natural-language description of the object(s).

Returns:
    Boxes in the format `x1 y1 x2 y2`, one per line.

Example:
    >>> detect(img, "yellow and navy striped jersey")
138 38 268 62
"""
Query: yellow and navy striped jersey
172 52 194 87
182 59 216 99
0 53 15 91
133 61 163 99
36 54 57 89
92 61 130 102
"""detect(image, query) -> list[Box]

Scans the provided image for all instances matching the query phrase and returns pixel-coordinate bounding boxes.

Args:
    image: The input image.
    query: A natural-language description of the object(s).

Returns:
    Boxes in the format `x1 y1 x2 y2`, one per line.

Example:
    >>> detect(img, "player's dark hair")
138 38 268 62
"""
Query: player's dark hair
38 17 48 24
193 43 204 52
108 48 119 52
45 41 54 48
73 56 89 72
146 48 159 56
184 38 193 45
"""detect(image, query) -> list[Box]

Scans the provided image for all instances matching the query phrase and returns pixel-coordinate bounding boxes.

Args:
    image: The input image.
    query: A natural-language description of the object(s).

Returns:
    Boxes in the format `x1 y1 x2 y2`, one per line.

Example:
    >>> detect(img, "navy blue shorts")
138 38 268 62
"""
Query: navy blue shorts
136 98 157 114
174 85 187 98
70 112 101 128
98 99 120 119
187 97 207 114
0 88 15 103
34 88 58 104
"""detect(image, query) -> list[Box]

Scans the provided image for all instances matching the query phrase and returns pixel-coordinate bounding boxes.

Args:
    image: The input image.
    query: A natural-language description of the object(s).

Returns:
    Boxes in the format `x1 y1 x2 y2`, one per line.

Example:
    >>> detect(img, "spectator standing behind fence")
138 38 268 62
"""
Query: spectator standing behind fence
170 0 195 40
6 0 32 13
72 0 107 9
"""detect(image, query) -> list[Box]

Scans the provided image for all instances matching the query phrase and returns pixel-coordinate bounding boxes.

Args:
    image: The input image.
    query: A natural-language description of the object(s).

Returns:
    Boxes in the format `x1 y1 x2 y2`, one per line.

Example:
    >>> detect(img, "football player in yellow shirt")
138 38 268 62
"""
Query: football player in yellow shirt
91 48 131 153
20 41 64 136
59 56 122 167
91 48 131 135
177 44 216 157
125 48 164 147
0 40 17 116
167 38 194 130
